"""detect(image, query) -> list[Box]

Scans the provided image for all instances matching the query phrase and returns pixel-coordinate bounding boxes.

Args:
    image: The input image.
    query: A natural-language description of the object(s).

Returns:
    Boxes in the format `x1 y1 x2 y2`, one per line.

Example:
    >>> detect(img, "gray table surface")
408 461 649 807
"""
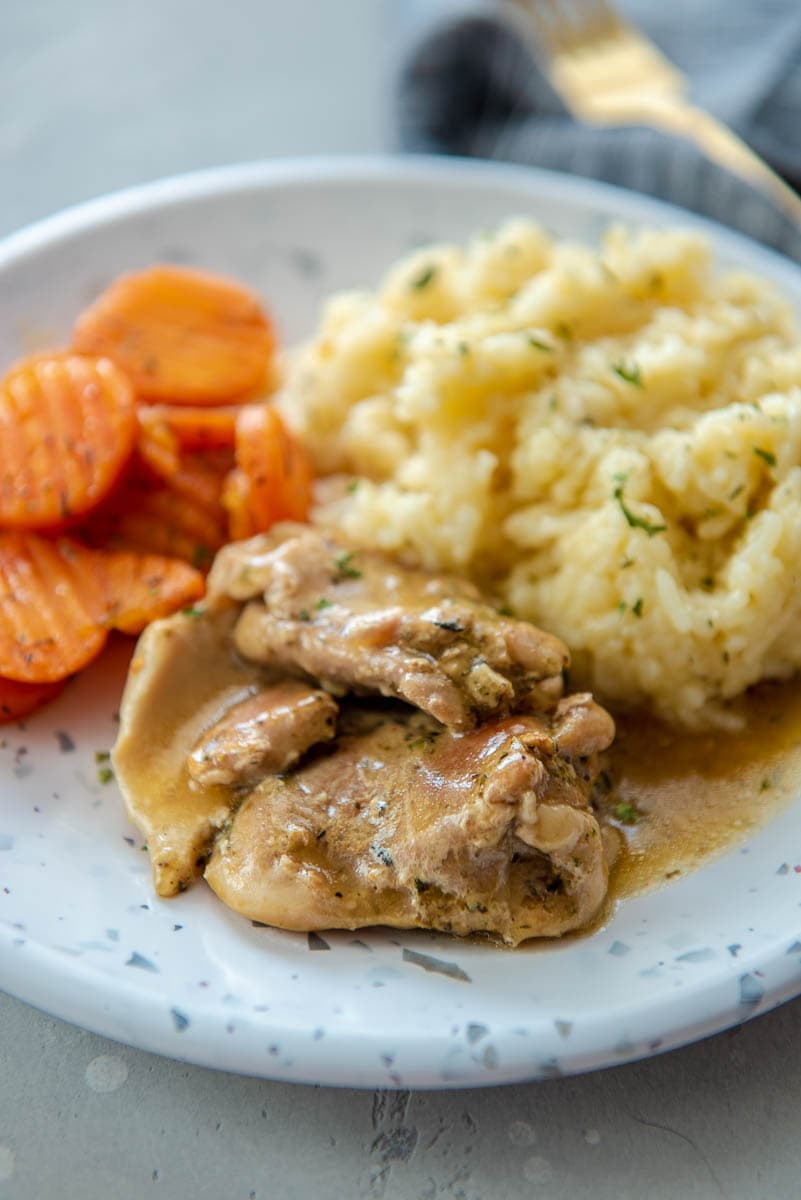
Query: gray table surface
1 3 799 1197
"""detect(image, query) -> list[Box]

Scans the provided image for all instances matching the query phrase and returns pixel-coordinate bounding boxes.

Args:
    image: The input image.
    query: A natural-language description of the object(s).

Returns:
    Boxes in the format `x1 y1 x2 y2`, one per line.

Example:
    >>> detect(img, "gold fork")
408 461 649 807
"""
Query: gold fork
508 0 801 232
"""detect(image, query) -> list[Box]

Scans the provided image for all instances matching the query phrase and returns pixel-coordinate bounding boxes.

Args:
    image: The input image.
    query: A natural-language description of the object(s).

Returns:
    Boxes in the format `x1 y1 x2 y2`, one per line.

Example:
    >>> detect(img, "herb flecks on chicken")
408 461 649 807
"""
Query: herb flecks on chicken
208 525 568 731
206 698 614 945
115 530 615 944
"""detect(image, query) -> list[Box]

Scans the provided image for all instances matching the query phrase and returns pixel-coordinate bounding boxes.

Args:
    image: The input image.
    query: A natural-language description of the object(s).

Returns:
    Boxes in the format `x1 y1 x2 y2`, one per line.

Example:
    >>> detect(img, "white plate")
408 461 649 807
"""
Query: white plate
2 157 801 1090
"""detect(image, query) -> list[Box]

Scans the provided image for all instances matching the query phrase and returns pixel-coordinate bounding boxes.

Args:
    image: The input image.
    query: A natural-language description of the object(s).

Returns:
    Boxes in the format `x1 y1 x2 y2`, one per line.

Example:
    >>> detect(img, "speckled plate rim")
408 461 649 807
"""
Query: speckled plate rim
2 155 800 289
1 155 801 1090
2 918 799 1089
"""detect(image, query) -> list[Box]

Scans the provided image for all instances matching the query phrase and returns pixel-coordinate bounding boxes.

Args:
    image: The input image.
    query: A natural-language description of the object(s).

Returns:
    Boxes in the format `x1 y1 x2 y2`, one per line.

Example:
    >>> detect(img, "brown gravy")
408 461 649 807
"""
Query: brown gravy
115 603 801 930
598 677 801 904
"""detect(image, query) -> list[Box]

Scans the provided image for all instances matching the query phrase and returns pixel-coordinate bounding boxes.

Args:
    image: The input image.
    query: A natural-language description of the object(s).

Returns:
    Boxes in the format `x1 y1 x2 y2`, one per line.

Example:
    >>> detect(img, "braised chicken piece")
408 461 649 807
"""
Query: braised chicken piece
206 696 614 945
113 603 272 896
207 525 569 730
115 539 617 942
188 681 338 788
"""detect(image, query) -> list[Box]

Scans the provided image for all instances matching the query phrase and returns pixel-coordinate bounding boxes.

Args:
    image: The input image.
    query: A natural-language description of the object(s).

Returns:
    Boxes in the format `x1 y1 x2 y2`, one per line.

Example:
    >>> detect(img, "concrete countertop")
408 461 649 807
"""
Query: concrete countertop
1 3 796 1197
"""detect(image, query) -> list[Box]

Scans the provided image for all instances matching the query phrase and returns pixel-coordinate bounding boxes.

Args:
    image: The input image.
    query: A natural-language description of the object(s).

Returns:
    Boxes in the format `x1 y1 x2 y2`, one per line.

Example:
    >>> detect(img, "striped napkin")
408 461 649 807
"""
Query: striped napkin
397 0 801 259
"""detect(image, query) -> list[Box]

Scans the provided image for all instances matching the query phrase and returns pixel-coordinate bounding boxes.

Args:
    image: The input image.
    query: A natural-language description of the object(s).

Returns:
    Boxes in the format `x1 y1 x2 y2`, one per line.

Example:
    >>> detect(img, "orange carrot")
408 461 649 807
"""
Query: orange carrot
136 413 181 479
0 533 204 682
223 405 313 538
0 353 137 530
92 549 204 635
0 677 65 723
83 448 231 570
0 535 108 682
138 404 238 452
73 265 276 404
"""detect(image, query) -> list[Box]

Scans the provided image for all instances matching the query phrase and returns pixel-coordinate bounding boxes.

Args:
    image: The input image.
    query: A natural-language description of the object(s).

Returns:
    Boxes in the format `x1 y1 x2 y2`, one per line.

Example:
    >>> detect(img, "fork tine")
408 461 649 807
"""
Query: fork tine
575 0 625 40
510 0 572 57
513 0 624 58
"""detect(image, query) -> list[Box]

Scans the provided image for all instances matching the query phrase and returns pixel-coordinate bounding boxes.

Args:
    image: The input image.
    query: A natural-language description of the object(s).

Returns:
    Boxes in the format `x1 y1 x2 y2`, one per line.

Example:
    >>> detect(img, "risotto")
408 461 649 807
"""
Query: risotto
278 221 801 727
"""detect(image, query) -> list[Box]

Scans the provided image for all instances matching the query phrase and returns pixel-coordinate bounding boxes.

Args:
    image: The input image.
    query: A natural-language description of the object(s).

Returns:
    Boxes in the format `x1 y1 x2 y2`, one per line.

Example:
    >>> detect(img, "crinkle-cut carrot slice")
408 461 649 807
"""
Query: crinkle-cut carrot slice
82 454 230 570
223 405 313 538
0 353 137 530
0 677 65 723
166 446 235 511
73 265 276 404
136 413 181 479
133 405 234 516
0 535 108 682
93 550 204 635
138 404 238 452
0 533 205 683
221 468 253 542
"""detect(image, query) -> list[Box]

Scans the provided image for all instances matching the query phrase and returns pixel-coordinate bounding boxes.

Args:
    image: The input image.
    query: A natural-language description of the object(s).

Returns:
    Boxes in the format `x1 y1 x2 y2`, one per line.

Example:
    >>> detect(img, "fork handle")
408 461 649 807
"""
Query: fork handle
620 97 801 237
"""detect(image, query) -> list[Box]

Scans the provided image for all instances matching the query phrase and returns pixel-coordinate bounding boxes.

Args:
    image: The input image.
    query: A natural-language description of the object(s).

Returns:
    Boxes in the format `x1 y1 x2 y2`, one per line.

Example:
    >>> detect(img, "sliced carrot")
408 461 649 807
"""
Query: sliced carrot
92 550 204 635
0 533 205 682
221 468 253 542
73 265 276 404
0 677 65 724
136 413 181 479
138 404 238 452
222 405 313 538
82 454 230 570
0 353 137 530
147 445 234 510
0 535 108 682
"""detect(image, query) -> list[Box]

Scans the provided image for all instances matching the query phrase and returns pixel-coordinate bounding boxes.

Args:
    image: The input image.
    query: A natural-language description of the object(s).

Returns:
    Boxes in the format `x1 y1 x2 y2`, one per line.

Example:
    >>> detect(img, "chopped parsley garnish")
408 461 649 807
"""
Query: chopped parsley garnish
632 597 644 618
181 605 205 619
497 604 514 617
411 265 436 291
458 341 470 357
728 483 744 501
760 778 771 791
315 597 333 611
753 446 776 467
613 486 667 536
555 321 573 341
333 551 362 580
526 335 551 352
97 765 114 786
615 801 640 825
191 544 212 569
298 610 311 622
346 479 360 494
612 361 643 387
701 576 714 590
94 750 110 763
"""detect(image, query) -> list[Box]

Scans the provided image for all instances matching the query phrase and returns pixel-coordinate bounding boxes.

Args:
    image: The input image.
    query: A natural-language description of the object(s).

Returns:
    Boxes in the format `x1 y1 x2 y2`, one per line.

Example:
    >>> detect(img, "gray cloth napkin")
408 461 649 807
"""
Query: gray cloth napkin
398 1 801 260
